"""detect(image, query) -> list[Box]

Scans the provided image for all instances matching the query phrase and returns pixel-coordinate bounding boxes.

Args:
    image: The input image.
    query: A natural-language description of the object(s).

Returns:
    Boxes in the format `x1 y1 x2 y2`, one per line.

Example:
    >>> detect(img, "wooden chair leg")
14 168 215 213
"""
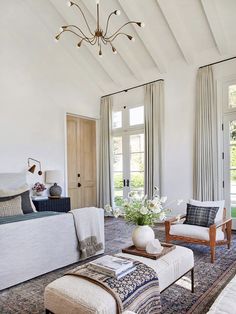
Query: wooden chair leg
209 225 216 263
165 221 171 243
226 220 232 249
210 246 215 263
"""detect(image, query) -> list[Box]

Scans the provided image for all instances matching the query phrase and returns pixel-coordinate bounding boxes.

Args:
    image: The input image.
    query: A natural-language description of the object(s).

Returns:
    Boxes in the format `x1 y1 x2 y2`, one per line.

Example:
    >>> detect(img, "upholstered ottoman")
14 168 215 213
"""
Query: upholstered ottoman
44 245 194 314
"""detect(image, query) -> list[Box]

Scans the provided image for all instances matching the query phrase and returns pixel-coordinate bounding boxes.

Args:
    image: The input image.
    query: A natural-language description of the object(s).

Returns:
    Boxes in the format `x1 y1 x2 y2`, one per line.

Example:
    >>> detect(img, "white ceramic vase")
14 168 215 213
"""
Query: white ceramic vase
132 225 155 250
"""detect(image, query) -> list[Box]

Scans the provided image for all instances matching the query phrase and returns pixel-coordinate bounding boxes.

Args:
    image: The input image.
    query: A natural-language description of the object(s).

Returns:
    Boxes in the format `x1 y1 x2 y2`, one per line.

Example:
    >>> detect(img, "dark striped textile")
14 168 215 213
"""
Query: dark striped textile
184 203 219 227
66 257 161 314
0 211 62 225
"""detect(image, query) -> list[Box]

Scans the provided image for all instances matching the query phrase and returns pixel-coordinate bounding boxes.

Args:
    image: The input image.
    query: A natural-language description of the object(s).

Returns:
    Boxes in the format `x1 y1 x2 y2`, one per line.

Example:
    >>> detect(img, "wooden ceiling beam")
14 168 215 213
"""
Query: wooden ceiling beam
157 0 194 64
118 0 167 74
201 0 229 56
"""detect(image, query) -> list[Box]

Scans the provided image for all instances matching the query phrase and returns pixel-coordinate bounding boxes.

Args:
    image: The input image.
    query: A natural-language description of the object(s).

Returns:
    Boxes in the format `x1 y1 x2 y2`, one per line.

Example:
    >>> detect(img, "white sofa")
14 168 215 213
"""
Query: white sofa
207 275 236 313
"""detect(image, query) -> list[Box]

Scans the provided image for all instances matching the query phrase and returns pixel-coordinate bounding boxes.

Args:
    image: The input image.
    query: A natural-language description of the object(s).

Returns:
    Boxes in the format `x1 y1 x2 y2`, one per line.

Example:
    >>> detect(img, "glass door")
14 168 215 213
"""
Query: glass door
112 132 144 207
224 114 236 229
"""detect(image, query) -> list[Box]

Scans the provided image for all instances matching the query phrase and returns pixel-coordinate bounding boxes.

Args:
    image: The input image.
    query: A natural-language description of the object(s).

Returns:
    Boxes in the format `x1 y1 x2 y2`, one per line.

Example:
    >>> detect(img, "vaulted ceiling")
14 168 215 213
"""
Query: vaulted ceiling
2 0 236 101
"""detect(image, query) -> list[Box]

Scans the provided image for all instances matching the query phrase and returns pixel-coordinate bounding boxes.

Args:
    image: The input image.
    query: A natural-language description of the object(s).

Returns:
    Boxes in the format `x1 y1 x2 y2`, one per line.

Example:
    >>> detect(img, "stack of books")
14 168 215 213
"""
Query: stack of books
89 255 136 280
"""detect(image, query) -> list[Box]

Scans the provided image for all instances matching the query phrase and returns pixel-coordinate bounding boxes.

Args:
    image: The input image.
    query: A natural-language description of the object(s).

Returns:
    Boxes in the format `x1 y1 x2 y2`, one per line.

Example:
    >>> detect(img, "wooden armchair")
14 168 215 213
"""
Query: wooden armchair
165 208 232 263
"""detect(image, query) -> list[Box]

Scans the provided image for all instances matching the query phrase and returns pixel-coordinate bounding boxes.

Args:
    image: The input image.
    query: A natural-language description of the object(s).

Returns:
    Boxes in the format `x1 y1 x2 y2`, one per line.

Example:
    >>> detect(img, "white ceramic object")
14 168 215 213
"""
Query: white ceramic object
146 239 163 254
132 225 155 250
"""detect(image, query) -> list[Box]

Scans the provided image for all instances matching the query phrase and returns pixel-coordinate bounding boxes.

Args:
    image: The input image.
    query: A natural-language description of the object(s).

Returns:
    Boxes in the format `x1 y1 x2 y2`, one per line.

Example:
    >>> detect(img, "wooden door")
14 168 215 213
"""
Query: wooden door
67 115 97 209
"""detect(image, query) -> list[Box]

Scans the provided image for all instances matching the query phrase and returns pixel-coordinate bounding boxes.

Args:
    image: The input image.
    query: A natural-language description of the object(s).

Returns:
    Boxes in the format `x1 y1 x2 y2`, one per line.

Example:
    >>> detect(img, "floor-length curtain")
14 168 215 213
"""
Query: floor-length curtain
98 96 113 208
193 66 218 201
144 81 164 198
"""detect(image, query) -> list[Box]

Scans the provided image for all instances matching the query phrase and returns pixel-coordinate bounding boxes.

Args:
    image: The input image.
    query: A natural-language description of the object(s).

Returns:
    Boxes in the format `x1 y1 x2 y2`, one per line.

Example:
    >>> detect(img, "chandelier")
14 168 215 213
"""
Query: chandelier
55 0 145 57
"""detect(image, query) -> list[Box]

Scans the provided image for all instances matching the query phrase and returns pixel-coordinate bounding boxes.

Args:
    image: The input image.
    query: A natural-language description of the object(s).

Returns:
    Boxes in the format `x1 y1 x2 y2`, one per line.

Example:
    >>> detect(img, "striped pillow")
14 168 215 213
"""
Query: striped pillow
0 196 23 217
184 203 219 227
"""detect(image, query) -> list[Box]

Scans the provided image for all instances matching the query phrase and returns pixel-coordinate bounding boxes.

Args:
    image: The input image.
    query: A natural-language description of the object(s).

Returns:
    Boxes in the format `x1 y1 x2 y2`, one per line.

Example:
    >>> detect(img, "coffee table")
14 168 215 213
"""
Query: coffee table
45 245 194 314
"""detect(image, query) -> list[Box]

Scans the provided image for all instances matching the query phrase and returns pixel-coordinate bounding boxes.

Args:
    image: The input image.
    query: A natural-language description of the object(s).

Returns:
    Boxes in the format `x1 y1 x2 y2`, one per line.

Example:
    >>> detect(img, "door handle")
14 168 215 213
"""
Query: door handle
123 179 126 187
127 179 130 187
78 173 80 178
78 183 82 188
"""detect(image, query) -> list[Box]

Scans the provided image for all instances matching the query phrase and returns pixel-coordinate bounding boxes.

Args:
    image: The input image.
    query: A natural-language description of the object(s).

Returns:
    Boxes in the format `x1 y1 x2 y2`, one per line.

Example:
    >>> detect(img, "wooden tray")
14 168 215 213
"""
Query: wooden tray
122 243 176 260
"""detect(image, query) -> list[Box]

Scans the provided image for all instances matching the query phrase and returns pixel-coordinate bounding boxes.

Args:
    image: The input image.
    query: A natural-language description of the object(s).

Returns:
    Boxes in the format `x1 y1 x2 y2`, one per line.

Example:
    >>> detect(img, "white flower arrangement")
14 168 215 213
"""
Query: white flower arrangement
105 187 183 226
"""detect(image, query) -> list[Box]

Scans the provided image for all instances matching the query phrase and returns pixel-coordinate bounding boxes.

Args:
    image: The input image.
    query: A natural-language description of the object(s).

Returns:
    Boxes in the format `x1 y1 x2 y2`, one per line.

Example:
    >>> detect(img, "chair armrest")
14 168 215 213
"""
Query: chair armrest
165 214 186 224
215 218 232 229
209 218 232 231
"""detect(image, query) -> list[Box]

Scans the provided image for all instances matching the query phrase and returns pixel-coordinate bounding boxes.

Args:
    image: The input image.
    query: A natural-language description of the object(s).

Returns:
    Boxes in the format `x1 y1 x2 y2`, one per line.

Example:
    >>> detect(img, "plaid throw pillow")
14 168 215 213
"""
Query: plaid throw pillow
184 204 219 227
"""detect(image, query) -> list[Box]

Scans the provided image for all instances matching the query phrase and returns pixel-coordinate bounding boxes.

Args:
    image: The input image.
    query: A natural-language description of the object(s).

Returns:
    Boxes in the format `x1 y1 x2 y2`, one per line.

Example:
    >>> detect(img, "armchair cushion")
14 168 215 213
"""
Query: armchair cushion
170 224 225 241
184 204 219 227
189 199 225 225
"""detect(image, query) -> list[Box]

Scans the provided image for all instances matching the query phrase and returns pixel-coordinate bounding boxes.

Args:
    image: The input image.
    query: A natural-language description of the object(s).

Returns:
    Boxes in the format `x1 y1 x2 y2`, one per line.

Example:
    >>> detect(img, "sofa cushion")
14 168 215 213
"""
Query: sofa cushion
170 224 225 241
189 199 225 225
184 203 218 227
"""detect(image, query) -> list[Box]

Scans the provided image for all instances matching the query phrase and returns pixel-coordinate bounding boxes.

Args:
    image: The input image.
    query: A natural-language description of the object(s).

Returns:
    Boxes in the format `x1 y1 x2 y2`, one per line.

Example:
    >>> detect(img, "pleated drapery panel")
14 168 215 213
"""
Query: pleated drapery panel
193 66 219 201
144 81 164 198
98 96 113 208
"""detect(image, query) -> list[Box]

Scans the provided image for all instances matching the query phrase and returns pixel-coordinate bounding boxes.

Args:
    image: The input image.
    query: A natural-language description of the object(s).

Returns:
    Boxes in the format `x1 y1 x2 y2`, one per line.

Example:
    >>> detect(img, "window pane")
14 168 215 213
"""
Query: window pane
129 106 144 126
230 170 236 193
130 134 144 153
229 85 236 108
230 145 236 168
112 111 122 129
113 136 122 154
114 190 123 207
230 121 236 145
113 155 122 172
131 153 144 171
114 172 123 189
130 172 144 189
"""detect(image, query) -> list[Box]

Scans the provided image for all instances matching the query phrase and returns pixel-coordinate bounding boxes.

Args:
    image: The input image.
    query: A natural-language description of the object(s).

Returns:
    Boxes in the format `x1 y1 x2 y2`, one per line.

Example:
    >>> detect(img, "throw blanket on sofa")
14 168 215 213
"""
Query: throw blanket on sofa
66 257 161 314
70 207 104 259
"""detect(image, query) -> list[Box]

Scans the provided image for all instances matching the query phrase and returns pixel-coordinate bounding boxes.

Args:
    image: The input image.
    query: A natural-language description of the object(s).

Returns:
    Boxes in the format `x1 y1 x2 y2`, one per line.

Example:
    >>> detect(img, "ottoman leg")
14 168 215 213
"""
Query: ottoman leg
191 268 194 293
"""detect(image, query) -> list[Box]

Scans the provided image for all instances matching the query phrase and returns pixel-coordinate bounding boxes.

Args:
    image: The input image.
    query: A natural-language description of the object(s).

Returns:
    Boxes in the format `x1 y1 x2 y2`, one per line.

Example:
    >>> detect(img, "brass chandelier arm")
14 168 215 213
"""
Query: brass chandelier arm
64 25 94 40
104 12 116 37
101 37 108 45
106 21 140 40
58 29 90 42
88 36 98 45
105 32 132 42
71 2 94 37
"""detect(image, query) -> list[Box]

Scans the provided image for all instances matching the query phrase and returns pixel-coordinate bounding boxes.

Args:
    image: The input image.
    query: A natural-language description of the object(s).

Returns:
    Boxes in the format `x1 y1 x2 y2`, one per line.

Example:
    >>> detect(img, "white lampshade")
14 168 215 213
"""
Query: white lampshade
45 170 61 184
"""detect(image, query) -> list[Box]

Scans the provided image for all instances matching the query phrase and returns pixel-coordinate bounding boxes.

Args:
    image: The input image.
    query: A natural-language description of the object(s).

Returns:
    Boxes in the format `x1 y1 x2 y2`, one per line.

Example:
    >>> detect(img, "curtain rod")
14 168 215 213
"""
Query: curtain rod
199 56 236 69
101 78 164 99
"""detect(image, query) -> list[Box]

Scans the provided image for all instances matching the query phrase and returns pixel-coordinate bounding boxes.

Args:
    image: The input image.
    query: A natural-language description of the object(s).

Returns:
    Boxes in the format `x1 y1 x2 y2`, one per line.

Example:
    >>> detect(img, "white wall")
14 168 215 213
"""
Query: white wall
0 0 100 193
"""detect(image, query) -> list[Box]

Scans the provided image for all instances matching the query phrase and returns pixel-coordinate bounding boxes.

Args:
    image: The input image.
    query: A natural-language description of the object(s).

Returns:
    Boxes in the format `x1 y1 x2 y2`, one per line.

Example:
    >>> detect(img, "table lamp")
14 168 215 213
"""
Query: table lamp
45 170 62 198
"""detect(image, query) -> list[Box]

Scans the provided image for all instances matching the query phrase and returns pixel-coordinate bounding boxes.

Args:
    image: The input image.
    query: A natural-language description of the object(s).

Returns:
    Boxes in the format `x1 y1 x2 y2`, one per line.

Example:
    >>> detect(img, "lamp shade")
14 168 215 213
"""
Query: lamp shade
45 170 61 184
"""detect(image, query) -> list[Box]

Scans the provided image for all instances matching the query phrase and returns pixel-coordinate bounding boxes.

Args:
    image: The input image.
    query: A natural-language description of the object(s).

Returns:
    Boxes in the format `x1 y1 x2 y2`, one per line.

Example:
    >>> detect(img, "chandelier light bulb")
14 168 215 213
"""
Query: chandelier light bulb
67 1 72 7
115 10 121 16
140 22 145 28
131 37 135 42
59 27 64 32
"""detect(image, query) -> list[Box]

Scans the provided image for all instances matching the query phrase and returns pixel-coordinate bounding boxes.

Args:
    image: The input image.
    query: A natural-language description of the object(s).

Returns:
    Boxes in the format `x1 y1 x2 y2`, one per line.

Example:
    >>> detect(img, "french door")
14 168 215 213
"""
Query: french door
113 131 144 207
223 113 236 229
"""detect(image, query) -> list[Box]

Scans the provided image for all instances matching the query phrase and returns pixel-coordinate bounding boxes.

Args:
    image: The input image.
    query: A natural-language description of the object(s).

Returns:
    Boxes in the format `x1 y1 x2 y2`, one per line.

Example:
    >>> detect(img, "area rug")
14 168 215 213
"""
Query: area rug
0 218 235 314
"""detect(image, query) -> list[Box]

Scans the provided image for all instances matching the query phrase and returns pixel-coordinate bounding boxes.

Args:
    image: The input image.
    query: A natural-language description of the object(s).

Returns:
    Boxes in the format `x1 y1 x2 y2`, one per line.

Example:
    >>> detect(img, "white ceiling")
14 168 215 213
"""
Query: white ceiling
2 0 236 100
